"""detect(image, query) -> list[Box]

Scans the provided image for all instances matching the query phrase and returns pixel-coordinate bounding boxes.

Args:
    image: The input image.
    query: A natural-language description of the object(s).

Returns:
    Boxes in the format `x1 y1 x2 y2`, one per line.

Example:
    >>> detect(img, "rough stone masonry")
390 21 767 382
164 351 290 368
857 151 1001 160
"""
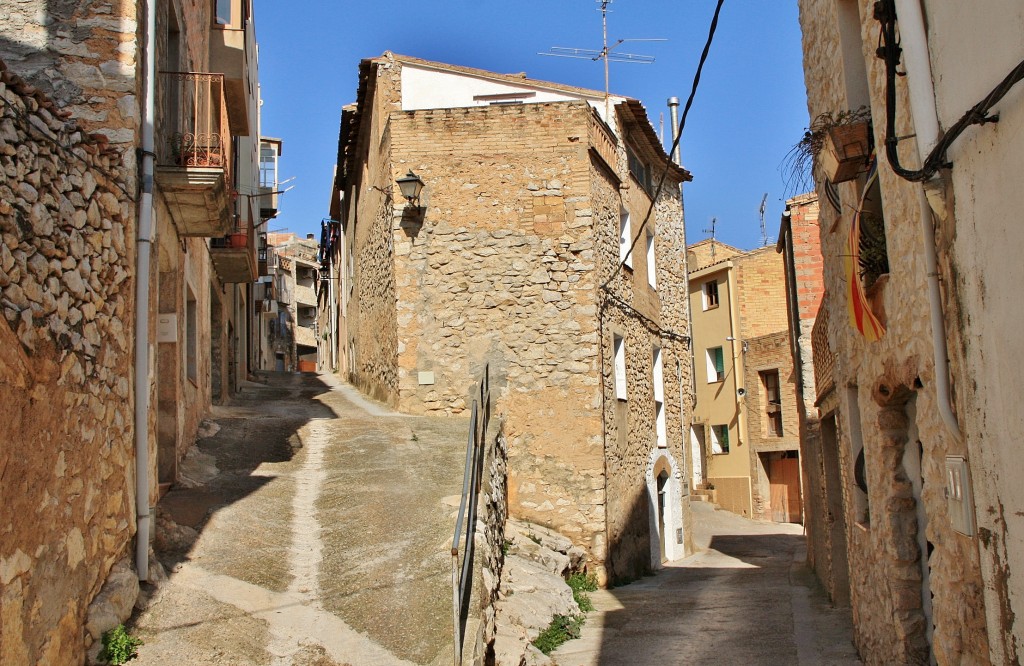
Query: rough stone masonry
0 60 136 665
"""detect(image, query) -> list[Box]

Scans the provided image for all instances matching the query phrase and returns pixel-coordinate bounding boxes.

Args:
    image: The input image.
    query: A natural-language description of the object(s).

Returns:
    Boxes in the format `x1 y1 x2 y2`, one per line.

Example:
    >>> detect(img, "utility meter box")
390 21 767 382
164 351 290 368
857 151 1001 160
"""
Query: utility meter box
945 455 975 536
157 314 177 343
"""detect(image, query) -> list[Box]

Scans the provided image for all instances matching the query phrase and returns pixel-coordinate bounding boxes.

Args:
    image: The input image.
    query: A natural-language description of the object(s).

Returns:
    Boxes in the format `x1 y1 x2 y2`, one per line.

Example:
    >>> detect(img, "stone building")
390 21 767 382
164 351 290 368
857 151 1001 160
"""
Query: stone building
326 52 693 584
686 239 803 522
0 0 268 661
796 0 1024 661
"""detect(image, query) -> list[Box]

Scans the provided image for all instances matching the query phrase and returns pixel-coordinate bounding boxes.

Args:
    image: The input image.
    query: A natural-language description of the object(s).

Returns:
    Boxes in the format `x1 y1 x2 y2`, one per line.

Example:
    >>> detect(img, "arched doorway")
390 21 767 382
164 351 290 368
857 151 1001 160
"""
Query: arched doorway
646 449 685 566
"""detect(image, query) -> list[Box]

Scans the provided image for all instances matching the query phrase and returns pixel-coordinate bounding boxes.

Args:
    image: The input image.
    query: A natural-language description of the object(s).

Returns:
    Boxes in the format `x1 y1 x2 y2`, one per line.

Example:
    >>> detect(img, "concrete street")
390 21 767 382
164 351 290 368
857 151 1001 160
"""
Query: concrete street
131 372 467 666
130 371 859 666
551 502 861 665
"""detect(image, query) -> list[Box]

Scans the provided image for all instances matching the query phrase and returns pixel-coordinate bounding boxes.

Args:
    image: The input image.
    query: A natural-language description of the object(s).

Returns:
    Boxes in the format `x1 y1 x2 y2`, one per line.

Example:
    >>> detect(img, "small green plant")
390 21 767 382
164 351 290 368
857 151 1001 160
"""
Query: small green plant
99 625 142 665
567 571 599 613
532 614 584 655
410 432 419 442
502 538 512 556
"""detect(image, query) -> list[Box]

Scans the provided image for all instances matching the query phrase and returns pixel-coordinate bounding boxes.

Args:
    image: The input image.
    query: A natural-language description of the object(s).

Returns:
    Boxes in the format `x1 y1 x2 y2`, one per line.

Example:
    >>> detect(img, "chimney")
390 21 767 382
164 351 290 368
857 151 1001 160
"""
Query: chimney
667 97 681 164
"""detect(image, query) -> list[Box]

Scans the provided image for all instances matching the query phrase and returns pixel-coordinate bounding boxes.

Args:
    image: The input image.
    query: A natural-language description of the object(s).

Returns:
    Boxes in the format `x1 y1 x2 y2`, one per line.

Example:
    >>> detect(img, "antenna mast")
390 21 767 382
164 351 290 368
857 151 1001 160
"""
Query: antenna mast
538 1 664 122
703 217 718 263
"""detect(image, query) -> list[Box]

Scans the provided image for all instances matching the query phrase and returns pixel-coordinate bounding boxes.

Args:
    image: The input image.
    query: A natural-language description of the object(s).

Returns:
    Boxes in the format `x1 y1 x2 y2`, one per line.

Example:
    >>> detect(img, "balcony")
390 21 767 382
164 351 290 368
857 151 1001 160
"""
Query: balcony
259 138 282 220
210 215 257 284
209 0 252 136
155 72 233 237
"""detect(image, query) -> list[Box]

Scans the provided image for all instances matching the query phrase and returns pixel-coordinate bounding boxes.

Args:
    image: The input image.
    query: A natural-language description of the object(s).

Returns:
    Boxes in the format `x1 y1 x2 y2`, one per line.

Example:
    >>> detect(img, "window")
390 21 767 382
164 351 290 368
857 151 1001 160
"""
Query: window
186 287 197 383
706 346 725 383
618 208 632 269
761 369 783 437
711 424 730 454
259 143 278 188
702 280 719 310
653 346 666 447
646 231 657 289
627 145 652 191
214 0 231 25
613 334 627 401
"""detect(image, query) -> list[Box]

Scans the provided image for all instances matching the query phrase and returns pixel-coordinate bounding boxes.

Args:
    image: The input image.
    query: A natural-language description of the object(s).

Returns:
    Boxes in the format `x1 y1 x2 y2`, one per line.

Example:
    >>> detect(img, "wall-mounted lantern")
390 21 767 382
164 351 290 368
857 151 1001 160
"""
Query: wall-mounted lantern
396 170 425 205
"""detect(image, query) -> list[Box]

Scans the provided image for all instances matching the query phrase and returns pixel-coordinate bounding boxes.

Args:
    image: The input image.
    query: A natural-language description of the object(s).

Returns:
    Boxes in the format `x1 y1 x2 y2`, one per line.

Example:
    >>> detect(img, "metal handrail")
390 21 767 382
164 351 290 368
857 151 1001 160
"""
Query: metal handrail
157 72 232 187
451 364 490 666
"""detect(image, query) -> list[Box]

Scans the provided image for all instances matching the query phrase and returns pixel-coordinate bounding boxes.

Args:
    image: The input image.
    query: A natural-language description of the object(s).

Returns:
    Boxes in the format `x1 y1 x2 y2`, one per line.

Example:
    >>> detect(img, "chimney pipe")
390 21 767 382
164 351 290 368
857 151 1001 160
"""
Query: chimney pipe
667 96 681 164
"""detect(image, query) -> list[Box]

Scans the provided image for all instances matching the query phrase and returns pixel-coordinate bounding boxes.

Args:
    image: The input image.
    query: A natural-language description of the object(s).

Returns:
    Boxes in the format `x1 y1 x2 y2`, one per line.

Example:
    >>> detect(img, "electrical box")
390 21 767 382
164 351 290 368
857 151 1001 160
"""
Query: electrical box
157 314 177 343
945 455 975 537
418 371 435 386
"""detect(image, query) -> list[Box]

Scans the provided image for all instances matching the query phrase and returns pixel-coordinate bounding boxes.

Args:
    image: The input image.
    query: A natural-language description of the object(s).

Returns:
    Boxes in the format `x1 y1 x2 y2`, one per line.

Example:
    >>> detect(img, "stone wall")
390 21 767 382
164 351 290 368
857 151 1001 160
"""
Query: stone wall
797 0 990 662
345 63 400 405
0 0 141 180
0 61 135 665
596 151 690 583
383 101 608 561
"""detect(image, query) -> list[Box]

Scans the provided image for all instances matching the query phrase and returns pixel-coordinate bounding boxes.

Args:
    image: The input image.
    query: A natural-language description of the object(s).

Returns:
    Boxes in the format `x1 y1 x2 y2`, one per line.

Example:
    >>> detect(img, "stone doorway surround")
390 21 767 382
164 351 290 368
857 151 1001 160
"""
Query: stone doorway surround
647 448 685 565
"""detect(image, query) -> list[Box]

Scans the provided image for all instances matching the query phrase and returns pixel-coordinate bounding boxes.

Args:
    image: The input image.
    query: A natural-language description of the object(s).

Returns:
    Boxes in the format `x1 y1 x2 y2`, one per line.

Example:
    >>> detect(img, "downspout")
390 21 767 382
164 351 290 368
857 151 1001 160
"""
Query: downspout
134 0 157 581
893 0 962 438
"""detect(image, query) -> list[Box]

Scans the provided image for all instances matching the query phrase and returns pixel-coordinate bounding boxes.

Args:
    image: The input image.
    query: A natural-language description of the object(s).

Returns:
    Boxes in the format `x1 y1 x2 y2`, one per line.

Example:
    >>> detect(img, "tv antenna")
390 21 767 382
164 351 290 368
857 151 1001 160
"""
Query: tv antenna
758 193 769 246
703 217 718 262
539 0 665 118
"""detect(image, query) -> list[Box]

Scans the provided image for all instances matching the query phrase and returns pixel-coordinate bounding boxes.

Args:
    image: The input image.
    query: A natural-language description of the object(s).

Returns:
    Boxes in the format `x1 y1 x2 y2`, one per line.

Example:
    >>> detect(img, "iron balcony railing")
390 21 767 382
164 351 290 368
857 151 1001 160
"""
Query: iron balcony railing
157 71 232 186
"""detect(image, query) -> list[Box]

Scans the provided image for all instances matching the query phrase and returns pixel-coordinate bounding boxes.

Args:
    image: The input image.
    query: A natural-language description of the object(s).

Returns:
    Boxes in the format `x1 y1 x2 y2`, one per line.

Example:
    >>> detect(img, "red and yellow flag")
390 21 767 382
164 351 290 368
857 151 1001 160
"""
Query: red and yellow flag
845 159 885 341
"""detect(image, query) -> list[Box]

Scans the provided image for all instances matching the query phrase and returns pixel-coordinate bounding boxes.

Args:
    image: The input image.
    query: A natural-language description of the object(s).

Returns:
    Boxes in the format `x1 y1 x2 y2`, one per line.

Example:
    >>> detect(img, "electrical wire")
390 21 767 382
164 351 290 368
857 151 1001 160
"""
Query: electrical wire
600 0 725 292
595 0 725 347
875 0 1023 182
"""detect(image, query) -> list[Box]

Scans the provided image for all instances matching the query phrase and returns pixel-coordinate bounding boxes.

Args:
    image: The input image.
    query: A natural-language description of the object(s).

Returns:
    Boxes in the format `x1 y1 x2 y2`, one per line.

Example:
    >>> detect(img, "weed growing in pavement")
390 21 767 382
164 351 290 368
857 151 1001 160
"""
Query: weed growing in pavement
99 625 142 665
411 432 419 442
532 614 585 654
567 571 598 613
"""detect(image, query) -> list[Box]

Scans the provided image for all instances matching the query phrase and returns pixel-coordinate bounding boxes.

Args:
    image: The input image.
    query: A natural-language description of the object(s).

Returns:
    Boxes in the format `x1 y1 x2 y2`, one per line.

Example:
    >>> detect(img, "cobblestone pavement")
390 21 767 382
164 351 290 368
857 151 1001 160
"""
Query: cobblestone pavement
551 501 862 665
131 372 468 666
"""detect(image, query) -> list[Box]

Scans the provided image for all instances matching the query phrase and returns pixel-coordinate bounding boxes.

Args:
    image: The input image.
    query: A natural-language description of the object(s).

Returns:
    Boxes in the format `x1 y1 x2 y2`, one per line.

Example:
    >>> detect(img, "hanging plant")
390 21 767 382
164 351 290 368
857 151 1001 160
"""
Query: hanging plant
858 211 889 288
781 106 872 195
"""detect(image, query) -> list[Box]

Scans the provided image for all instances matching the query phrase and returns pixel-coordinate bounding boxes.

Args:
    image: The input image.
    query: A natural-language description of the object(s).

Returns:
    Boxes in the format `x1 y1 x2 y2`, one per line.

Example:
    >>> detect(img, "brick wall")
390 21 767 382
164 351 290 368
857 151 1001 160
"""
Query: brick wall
744 330 800 520
735 245 789 340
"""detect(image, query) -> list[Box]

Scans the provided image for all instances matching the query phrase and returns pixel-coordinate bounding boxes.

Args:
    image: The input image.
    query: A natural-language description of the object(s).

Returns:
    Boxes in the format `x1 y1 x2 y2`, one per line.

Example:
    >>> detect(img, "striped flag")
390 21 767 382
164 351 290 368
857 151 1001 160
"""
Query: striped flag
845 158 885 341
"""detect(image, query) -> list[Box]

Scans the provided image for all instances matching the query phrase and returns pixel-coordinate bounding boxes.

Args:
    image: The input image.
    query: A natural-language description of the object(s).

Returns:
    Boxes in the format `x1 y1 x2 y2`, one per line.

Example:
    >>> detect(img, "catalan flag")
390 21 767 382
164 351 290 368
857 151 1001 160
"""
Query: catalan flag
845 158 885 342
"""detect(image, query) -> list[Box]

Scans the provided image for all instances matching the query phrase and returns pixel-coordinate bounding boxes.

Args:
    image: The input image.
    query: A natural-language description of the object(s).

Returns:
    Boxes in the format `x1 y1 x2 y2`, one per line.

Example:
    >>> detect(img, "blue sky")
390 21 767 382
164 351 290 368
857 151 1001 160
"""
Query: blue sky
253 0 810 252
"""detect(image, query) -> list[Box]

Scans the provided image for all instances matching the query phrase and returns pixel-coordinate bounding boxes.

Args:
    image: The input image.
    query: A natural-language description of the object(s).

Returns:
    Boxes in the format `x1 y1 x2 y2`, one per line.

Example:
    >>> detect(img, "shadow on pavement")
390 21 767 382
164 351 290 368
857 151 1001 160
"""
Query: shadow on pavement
151 371 338 575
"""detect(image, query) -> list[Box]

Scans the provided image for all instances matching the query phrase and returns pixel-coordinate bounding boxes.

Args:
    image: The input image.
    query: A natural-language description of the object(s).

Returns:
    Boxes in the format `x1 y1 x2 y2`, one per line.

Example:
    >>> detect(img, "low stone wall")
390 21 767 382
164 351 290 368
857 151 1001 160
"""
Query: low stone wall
0 61 136 664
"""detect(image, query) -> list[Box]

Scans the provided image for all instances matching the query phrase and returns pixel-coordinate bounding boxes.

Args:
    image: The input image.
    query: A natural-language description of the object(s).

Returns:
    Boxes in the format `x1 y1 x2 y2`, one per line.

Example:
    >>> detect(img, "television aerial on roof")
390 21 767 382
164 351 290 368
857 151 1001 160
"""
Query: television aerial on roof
539 0 666 118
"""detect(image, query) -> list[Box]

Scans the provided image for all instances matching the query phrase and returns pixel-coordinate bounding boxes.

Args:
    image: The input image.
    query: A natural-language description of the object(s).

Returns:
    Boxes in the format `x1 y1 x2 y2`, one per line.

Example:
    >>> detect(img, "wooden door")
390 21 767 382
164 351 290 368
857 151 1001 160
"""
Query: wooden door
769 456 803 523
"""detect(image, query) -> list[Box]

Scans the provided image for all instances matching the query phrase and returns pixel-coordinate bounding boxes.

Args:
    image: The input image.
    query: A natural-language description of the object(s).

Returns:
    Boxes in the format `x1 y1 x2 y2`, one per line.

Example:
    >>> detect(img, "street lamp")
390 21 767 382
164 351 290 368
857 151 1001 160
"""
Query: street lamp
396 170 425 204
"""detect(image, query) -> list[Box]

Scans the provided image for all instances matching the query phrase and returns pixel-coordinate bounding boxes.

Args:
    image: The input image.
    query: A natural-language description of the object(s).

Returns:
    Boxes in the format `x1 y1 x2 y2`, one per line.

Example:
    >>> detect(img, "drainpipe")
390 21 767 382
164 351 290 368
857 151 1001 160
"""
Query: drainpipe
134 0 158 581
893 0 962 439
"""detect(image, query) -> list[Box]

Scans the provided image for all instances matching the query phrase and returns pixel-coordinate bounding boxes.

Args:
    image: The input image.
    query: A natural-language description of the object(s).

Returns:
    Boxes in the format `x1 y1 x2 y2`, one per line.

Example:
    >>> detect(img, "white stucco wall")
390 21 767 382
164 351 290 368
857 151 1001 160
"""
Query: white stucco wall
400 64 624 127
924 4 1024 660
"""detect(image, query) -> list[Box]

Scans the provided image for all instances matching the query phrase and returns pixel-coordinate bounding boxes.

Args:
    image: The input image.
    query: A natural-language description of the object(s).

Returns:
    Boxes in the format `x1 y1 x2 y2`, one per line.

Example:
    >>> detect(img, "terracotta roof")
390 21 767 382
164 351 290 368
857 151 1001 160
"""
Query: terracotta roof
619 99 691 182
686 238 744 254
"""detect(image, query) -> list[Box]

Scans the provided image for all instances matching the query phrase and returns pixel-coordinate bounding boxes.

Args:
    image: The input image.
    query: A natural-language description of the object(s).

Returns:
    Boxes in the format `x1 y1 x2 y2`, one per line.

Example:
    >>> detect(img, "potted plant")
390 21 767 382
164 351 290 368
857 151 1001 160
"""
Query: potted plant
782 106 872 192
